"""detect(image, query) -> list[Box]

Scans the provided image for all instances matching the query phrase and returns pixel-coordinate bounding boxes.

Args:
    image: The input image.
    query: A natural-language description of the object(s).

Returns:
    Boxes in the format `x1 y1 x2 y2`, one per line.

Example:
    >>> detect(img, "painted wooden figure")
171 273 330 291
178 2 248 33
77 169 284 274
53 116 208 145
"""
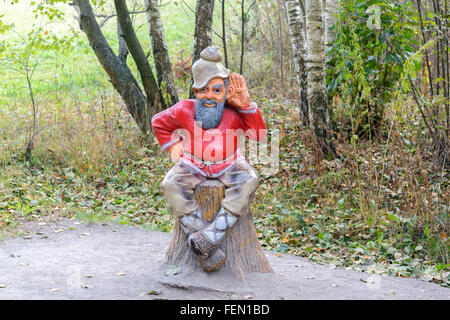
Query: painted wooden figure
152 46 272 276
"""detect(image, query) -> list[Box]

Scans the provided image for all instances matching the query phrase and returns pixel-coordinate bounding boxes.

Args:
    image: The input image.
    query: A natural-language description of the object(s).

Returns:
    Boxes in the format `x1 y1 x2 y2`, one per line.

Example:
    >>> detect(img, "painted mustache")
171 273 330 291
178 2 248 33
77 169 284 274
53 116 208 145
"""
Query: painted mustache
195 98 225 129
200 99 218 108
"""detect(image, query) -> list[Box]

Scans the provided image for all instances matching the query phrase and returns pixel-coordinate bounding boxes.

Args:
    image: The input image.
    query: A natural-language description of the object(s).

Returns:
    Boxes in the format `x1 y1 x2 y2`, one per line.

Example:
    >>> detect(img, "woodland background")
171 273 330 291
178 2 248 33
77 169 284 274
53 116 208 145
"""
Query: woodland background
0 0 448 287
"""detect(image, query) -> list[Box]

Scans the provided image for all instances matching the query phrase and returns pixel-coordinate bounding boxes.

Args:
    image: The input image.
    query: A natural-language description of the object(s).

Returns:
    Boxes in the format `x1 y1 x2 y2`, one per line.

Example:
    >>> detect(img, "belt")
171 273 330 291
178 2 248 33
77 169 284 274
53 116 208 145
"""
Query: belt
183 151 238 174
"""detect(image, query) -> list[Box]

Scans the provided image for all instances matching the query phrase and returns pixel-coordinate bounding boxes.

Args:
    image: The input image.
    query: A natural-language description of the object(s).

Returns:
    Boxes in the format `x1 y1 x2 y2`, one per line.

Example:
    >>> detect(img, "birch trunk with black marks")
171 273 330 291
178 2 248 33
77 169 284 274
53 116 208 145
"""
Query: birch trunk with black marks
324 0 337 58
285 0 309 125
190 0 215 98
114 0 164 112
73 0 154 134
305 0 337 159
144 0 179 106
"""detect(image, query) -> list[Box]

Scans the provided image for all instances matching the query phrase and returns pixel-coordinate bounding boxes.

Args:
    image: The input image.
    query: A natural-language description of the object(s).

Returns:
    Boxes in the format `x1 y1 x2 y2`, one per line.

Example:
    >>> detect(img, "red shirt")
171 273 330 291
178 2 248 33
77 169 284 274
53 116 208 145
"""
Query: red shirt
151 99 266 177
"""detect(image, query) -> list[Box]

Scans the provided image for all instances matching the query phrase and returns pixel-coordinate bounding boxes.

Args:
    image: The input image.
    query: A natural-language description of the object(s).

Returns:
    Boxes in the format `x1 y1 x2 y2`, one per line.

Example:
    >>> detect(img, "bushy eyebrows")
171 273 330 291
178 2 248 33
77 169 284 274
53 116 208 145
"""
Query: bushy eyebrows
212 84 223 89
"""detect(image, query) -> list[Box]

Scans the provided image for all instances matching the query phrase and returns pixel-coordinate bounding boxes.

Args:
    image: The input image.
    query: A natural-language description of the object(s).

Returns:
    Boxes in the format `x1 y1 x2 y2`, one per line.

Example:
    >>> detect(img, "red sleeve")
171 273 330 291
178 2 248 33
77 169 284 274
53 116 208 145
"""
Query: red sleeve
236 102 267 141
151 101 185 151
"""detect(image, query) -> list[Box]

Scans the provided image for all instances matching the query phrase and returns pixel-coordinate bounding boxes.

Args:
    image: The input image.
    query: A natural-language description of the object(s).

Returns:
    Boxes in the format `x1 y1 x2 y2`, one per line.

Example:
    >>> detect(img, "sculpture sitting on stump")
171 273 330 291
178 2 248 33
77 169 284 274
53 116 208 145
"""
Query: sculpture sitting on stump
152 46 272 277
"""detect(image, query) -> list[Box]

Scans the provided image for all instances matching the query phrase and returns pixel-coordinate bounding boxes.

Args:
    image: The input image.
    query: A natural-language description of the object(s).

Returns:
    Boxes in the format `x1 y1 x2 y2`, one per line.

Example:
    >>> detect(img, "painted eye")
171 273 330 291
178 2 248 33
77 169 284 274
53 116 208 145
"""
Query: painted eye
201 88 207 93
215 89 221 93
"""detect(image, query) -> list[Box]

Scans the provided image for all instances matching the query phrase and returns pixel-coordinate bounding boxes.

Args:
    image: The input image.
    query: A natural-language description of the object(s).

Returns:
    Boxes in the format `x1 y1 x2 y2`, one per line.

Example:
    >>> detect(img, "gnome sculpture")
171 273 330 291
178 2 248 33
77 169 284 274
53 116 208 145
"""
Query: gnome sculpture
152 46 269 273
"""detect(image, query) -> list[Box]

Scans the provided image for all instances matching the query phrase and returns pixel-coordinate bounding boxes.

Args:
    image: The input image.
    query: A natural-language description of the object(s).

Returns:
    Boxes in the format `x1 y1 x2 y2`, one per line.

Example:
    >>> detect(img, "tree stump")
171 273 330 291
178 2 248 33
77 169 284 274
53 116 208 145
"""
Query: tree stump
165 179 273 279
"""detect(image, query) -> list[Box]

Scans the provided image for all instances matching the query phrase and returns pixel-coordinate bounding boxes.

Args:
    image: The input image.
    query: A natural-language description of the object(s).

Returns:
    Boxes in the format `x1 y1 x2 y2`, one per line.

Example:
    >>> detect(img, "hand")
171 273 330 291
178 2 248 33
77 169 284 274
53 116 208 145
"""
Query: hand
168 141 183 162
226 73 250 109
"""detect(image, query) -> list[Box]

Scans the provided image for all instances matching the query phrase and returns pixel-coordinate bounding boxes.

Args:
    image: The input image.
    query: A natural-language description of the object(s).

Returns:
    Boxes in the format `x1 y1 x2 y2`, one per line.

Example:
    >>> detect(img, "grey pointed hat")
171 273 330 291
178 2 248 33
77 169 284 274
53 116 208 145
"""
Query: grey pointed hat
192 46 230 89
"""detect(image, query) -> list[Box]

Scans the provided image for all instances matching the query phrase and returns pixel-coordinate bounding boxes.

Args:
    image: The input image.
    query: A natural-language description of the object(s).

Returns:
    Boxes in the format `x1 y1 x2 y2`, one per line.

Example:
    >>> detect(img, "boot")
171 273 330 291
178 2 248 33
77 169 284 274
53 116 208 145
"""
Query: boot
198 248 226 272
189 207 238 258
179 209 204 234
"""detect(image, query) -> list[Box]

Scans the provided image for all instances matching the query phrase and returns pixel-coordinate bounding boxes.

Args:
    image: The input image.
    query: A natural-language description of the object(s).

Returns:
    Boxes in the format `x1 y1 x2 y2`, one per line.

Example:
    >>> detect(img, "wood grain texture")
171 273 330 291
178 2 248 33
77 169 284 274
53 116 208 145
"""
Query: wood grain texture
165 179 273 279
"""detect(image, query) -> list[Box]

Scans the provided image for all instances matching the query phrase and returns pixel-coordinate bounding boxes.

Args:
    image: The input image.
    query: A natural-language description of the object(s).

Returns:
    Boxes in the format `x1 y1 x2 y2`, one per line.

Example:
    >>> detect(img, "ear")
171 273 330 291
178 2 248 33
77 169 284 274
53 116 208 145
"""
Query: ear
226 84 234 99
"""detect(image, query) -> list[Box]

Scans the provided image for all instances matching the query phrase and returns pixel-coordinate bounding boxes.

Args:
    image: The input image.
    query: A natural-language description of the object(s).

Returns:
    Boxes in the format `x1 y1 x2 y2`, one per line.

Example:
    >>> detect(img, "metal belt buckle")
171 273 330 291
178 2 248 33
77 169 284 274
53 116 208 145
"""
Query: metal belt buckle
203 161 212 175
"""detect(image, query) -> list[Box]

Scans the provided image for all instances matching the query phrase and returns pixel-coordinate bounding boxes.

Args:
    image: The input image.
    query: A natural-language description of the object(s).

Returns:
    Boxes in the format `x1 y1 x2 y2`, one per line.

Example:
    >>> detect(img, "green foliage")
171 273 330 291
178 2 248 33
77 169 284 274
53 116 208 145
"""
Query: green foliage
0 15 12 34
327 0 421 138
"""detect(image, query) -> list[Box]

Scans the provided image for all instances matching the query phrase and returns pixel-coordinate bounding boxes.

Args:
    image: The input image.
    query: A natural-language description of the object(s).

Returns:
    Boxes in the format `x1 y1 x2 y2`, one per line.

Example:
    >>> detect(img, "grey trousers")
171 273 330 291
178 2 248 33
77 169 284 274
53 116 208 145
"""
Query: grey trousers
161 157 259 218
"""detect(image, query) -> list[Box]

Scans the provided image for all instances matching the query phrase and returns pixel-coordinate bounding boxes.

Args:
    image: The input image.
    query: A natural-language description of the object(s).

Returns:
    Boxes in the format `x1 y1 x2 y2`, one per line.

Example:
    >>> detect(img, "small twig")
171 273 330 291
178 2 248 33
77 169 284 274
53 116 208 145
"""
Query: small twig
96 11 146 28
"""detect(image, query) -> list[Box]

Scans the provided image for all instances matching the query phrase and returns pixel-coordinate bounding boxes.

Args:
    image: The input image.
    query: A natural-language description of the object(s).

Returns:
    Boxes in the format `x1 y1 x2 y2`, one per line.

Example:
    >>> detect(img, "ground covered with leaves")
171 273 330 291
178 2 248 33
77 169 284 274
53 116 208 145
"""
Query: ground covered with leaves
0 97 448 288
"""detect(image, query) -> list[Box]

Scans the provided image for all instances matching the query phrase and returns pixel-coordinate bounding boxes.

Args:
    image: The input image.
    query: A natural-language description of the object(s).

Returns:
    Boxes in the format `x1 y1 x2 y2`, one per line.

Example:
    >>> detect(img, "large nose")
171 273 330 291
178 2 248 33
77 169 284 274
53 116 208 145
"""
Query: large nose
206 86 215 100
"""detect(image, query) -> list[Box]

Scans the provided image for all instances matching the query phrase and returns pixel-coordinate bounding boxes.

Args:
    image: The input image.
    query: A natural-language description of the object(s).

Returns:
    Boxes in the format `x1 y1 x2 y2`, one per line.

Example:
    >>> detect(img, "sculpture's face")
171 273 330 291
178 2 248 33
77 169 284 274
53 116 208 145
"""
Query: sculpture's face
193 77 227 104
193 77 228 129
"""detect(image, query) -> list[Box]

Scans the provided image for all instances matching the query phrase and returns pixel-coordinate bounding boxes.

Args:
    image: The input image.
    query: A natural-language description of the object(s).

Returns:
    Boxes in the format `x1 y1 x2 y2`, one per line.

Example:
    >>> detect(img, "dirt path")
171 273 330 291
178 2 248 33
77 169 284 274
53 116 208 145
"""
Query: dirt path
0 218 448 300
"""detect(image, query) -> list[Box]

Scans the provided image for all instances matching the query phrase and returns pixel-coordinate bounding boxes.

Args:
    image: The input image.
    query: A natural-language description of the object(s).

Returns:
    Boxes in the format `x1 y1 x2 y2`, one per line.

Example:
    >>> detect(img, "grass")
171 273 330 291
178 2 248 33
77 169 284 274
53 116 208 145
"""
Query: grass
0 1 448 287
0 0 196 103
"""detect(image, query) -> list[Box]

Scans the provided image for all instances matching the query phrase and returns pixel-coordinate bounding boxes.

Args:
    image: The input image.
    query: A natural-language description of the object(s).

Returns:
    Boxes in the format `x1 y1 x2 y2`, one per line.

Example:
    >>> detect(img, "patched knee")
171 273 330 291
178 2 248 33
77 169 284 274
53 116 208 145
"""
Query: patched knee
240 174 258 194
161 175 175 192
248 172 259 187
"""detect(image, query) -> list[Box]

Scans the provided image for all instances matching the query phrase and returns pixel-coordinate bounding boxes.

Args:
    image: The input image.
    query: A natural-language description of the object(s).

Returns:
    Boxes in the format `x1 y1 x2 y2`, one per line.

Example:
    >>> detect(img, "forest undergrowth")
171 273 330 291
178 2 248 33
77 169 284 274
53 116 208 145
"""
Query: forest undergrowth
0 0 448 288
0 89 448 287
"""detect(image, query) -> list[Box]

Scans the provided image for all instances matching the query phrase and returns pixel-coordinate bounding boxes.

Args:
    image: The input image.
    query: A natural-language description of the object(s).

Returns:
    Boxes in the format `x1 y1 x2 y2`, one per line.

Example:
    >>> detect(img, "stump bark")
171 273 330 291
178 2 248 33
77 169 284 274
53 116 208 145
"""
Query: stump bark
165 179 273 279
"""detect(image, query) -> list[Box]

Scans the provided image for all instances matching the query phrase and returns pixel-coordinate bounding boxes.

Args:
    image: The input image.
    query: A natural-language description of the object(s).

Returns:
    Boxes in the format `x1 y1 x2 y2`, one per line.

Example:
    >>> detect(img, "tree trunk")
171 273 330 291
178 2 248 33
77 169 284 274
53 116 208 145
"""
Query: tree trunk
165 180 273 280
189 0 215 98
73 0 153 134
324 0 337 58
305 0 337 159
114 0 164 112
221 0 228 68
285 0 309 125
144 0 179 107
117 19 129 63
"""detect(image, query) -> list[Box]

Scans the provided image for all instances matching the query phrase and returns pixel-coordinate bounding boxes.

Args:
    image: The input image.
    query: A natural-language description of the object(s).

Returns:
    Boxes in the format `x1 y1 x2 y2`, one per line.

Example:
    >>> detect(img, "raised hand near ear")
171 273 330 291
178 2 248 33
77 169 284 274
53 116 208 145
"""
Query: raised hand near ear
226 73 250 109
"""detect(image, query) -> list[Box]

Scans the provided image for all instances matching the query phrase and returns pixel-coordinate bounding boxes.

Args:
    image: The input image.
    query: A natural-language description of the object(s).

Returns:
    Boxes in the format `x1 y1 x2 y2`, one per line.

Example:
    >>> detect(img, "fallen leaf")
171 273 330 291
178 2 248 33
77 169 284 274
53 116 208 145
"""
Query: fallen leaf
243 295 253 299
50 288 59 292
117 272 126 276
81 232 90 236
54 229 64 233
165 266 182 276
0 284 7 288
147 290 161 295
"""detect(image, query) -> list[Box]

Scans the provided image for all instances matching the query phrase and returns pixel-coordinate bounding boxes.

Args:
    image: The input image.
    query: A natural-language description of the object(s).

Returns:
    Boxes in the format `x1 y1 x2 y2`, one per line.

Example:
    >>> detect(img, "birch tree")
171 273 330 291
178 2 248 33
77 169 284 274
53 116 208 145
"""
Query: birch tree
115 0 163 111
305 0 337 159
72 0 182 135
73 0 161 134
285 0 309 125
144 0 178 106
324 0 337 57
